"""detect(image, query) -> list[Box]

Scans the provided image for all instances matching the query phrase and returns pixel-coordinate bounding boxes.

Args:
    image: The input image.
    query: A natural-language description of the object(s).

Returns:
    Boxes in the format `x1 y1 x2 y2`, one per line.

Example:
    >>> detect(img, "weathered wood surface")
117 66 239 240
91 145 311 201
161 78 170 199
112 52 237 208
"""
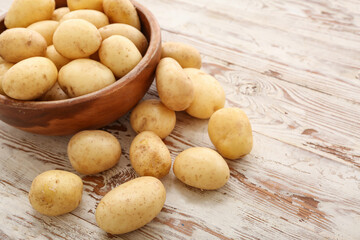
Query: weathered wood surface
1 0 360 239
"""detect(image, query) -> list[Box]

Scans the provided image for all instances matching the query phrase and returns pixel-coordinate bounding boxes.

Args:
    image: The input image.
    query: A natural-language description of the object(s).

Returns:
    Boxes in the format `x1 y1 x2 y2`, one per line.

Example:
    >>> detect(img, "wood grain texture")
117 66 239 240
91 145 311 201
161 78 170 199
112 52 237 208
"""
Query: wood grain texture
0 0 360 239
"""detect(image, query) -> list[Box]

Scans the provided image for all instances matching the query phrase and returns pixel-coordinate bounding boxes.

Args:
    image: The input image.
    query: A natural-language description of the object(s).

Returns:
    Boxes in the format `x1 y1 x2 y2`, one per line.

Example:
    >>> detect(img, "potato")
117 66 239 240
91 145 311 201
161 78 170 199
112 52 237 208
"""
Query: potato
5 0 55 28
99 35 142 78
184 68 225 119
208 108 253 160
103 0 141 30
3 57 57 100
68 0 104 11
39 82 68 101
52 7 70 21
130 99 176 139
0 57 14 95
99 23 148 55
68 130 121 175
161 42 201 69
155 57 194 111
0 28 47 63
96 176 166 234
130 131 171 179
29 170 83 216
60 10 109 28
173 147 230 190
45 45 71 71
28 20 59 46
53 19 102 59
55 0 67 8
59 59 115 97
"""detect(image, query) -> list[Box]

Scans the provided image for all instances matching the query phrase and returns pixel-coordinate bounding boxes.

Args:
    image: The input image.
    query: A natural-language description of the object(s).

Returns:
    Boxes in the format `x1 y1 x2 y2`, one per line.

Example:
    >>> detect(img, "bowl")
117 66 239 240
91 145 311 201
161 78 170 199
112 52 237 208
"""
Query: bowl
0 1 161 136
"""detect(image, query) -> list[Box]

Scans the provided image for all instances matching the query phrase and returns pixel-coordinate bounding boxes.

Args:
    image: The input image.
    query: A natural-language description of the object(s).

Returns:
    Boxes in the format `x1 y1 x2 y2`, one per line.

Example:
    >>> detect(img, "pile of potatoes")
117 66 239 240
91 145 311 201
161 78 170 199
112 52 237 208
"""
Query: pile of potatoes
3 0 254 236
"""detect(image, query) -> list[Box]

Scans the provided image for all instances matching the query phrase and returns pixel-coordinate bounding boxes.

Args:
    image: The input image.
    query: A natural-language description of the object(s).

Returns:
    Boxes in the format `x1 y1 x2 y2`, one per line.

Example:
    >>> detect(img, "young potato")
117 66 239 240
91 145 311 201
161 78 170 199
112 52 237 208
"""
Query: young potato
39 82 68 101
68 0 104 11
208 108 253 160
45 45 71 71
52 7 70 21
59 59 115 97
96 176 166 234
130 99 176 139
103 0 141 30
53 19 102 59
130 131 172 179
0 57 14 95
68 130 121 175
60 10 109 28
29 170 83 216
5 0 55 28
173 147 230 190
99 35 142 78
0 28 47 63
156 57 195 111
3 57 57 100
184 68 225 119
99 23 148 55
27 20 59 46
161 42 201 69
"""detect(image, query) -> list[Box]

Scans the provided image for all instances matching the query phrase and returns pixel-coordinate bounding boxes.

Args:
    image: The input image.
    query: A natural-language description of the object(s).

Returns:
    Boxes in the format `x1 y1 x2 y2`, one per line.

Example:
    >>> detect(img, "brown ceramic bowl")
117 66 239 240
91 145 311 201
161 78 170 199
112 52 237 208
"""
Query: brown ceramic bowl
0 1 161 135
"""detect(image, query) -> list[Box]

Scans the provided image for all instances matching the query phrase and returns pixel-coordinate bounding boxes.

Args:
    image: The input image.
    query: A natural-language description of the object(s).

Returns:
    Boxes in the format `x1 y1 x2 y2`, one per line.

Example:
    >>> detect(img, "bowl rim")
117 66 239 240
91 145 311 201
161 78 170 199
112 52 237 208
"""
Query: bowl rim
0 0 161 110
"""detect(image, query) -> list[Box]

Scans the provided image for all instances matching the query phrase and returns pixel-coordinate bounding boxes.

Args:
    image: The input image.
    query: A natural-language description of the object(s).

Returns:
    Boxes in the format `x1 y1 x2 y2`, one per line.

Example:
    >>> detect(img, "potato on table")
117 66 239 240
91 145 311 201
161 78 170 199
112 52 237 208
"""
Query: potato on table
103 0 141 30
161 42 202 69
60 10 109 28
27 20 59 46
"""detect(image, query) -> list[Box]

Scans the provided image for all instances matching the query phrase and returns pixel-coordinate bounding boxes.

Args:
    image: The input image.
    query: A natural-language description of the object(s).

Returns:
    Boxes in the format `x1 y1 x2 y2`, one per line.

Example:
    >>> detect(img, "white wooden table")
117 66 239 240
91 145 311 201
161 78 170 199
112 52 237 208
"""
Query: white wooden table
1 0 360 239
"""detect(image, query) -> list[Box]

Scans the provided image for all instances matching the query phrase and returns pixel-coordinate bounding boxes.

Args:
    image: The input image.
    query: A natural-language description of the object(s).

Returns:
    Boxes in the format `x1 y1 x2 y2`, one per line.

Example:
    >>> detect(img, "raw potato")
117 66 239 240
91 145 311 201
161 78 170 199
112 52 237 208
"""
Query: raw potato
130 99 176 139
68 130 121 175
27 20 59 45
53 19 102 59
45 45 71 71
5 0 55 28
208 108 253 160
130 131 172 178
0 57 14 95
59 59 115 97
96 176 166 234
0 28 47 63
60 10 109 28
173 147 230 190
28 170 83 216
161 42 202 69
3 57 57 100
184 68 225 119
52 7 70 21
68 0 104 11
99 23 148 55
103 0 141 30
156 57 194 111
99 35 142 78
39 82 68 101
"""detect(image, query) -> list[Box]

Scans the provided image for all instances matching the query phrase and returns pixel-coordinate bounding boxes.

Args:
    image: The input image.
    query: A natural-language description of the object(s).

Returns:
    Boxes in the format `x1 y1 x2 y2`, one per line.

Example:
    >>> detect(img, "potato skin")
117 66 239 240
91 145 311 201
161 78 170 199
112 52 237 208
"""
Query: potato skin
28 170 83 216
184 68 225 119
99 23 148 55
59 59 115 97
60 10 109 28
99 35 142 78
53 19 102 59
45 45 71 71
95 176 166 234
130 131 172 179
0 28 47 63
0 57 14 95
161 42 201 69
27 20 59 46
52 7 70 21
173 147 230 190
5 0 55 28
67 0 104 11
103 0 141 30
208 108 253 160
3 57 57 100
156 58 195 111
130 99 176 139
68 130 121 175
